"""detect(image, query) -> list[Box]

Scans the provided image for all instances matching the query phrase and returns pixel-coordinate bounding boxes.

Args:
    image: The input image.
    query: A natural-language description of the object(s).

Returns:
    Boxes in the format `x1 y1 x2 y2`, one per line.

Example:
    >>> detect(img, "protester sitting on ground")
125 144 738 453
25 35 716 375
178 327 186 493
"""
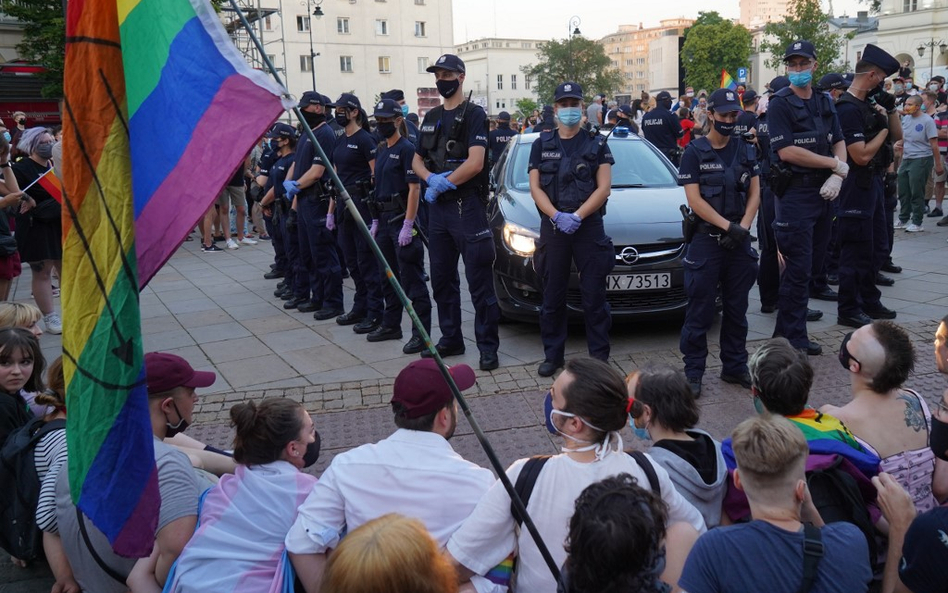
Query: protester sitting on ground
0 327 43 446
628 369 727 528
822 321 948 512
680 414 873 593
286 358 500 593
721 338 882 523
558 473 672 593
319 513 458 593
447 358 705 593
165 398 319 593
57 352 212 593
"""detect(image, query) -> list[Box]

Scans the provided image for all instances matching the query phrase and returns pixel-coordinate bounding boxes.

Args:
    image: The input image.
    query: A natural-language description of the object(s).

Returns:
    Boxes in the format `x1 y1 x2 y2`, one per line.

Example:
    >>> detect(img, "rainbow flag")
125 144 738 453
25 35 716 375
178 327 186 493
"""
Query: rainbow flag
62 0 288 557
721 69 738 91
36 169 63 204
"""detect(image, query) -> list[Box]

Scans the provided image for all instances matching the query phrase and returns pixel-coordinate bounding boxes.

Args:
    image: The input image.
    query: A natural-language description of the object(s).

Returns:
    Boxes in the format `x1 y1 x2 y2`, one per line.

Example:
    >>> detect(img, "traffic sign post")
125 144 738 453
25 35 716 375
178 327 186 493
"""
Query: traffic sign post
737 67 748 83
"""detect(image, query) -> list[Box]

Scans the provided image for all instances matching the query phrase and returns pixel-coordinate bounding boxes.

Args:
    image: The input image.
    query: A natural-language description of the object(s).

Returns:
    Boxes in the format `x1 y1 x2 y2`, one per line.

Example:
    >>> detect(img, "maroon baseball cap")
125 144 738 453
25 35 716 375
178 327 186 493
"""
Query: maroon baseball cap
144 352 216 395
391 358 475 418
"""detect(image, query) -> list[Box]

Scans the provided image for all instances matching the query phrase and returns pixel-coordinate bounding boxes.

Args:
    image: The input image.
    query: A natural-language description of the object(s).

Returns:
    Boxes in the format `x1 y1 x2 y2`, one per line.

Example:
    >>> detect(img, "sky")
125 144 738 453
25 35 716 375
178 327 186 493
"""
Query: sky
452 0 869 44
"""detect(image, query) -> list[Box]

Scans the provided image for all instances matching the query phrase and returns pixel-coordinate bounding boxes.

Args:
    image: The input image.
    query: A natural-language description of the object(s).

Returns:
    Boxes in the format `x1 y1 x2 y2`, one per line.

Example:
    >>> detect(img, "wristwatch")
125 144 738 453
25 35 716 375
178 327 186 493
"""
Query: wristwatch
0 162 10 168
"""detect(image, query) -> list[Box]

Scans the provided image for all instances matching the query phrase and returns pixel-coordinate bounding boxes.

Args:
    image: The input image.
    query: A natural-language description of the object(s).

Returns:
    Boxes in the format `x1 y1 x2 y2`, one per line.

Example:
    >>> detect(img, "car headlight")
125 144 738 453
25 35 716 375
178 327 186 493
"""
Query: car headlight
502 222 539 257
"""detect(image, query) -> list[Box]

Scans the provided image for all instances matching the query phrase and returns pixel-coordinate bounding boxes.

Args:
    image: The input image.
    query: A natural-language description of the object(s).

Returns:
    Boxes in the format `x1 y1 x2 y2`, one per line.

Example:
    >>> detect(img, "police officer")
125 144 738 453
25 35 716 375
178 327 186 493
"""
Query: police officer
489 111 516 164
381 89 420 146
756 77 789 314
813 73 850 296
369 99 432 354
532 105 556 133
283 91 345 320
616 104 639 134
677 89 760 397
818 72 850 102
254 130 284 281
642 90 683 166
734 90 758 138
257 124 299 297
412 53 500 371
834 44 902 328
529 82 615 377
768 40 849 356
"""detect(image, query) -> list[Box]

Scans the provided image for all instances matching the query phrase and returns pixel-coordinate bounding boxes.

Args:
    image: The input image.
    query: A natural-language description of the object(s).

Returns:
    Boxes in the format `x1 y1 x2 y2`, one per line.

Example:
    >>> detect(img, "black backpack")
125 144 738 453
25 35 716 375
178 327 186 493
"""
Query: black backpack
0 416 65 560
806 455 878 569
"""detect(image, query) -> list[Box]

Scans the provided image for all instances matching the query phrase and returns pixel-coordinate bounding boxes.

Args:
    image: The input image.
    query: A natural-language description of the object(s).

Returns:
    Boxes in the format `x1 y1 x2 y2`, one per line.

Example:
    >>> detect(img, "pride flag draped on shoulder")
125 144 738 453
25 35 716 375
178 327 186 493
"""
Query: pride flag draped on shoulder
62 0 290 557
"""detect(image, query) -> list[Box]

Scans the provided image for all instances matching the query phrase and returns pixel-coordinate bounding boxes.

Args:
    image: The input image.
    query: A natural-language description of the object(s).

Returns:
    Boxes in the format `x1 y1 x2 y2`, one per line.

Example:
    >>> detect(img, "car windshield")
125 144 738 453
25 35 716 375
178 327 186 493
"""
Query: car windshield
506 135 679 192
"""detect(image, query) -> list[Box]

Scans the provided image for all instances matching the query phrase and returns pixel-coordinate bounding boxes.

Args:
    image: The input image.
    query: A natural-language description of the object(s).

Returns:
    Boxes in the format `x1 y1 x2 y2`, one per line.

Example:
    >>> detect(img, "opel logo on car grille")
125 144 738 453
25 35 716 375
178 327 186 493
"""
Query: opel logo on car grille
619 246 639 265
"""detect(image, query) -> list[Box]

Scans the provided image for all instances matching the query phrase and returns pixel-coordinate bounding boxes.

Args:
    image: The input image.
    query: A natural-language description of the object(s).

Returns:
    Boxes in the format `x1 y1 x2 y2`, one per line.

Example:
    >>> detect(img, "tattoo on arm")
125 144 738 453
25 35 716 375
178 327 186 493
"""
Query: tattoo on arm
897 392 925 432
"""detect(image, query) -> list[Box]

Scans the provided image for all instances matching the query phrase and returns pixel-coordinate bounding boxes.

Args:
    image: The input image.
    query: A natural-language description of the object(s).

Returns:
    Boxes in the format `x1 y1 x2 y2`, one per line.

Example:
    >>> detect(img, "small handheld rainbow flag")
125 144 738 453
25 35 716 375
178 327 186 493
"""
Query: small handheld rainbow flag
36 169 63 204
63 0 289 557
721 69 738 91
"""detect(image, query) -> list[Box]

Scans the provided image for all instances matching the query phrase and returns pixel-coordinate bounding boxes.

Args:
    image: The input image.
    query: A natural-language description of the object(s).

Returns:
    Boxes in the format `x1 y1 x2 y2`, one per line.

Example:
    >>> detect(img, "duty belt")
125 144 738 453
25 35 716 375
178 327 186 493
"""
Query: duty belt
788 173 830 188
375 200 402 213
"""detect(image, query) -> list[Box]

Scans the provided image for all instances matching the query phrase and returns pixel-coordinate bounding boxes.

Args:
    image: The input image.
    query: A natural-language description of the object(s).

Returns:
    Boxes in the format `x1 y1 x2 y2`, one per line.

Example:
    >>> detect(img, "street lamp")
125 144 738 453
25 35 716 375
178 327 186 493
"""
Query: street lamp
568 15 581 81
301 0 324 89
916 38 946 81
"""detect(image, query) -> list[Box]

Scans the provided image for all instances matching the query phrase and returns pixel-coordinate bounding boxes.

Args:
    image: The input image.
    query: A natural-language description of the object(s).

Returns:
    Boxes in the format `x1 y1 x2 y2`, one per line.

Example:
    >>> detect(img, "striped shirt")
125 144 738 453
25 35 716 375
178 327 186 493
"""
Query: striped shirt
34 427 67 533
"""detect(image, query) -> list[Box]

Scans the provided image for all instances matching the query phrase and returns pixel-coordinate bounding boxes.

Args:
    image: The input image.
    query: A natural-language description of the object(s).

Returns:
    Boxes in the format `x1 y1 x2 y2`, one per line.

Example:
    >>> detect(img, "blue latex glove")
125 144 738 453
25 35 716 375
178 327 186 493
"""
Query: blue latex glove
553 211 582 234
325 213 335 231
424 186 440 203
283 180 300 198
398 218 415 246
425 173 457 202
369 219 379 238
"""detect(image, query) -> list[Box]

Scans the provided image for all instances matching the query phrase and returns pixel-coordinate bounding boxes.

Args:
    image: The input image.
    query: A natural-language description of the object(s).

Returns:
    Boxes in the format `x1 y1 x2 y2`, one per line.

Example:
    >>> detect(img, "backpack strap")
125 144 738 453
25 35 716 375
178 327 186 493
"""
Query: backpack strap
799 523 824 593
628 450 661 497
511 455 551 527
76 507 128 585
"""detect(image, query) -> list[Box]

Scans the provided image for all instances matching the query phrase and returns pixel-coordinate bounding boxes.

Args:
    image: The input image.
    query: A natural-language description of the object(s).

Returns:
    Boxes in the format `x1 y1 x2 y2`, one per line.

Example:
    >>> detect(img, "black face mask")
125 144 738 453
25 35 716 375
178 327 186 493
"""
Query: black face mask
377 122 397 139
303 431 322 467
713 120 735 136
436 78 460 98
302 111 325 127
838 332 858 371
335 111 350 127
165 401 190 438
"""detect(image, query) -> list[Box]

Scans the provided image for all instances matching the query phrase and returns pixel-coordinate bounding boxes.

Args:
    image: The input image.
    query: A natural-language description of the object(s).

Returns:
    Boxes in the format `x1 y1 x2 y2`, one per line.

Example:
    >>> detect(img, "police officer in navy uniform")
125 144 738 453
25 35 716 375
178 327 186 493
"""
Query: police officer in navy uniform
489 111 516 164
529 82 615 377
768 40 849 356
733 90 759 138
677 89 760 397
412 54 500 371
756 76 789 314
381 89 420 146
258 124 299 296
642 90 683 166
834 44 902 328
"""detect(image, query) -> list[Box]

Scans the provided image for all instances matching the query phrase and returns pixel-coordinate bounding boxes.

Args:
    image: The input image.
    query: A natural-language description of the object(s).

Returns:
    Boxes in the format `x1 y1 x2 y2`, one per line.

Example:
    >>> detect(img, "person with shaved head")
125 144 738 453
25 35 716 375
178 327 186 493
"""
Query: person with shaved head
821 321 948 513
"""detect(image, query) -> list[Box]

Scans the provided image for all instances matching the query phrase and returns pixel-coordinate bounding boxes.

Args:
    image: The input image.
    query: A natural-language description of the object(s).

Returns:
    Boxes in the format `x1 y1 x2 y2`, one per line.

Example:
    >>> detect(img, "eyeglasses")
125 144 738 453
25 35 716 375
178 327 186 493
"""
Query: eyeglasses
786 59 813 70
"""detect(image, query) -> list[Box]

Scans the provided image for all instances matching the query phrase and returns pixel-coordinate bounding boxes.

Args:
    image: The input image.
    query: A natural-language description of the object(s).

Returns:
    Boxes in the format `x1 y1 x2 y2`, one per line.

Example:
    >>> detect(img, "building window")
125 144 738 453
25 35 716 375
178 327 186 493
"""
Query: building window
522 42 531 49
264 15 272 30
636 71 645 78
418 57 429 72
525 74 532 90
414 21 426 37
497 74 503 90
625 59 633 66
903 0 917 10
637 57 646 65
415 0 425 4
297 15 310 32
340 56 353 72
337 17 350 34
636 84 645 91
267 54 276 65
511 74 517 90
300 54 313 72
376 19 388 35
379 56 391 73
495 100 506 109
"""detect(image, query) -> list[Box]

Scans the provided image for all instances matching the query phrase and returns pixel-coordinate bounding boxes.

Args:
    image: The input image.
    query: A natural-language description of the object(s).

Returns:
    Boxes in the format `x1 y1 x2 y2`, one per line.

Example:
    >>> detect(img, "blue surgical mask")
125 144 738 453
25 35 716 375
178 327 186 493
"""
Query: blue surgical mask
401 104 410 117
922 104 928 112
1 131 9 143
556 107 583 127
632 422 651 441
788 71 813 88
753 395 765 414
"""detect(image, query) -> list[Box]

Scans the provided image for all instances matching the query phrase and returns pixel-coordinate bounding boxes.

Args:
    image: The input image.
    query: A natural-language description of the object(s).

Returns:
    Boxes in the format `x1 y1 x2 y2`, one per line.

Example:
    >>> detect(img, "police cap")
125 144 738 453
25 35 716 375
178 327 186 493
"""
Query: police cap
373 99 401 119
707 88 742 113
266 122 296 139
656 90 673 102
382 89 405 102
336 93 362 111
554 82 584 101
426 54 466 74
497 111 511 121
784 40 817 61
741 89 759 104
298 91 326 107
618 104 633 116
768 76 791 93
320 95 335 108
861 44 900 77
818 72 849 91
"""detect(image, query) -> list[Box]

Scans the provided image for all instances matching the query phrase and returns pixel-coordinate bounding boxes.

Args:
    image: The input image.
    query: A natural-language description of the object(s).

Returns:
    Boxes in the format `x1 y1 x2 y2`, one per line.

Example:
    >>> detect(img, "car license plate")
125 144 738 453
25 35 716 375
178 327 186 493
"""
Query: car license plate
606 273 671 291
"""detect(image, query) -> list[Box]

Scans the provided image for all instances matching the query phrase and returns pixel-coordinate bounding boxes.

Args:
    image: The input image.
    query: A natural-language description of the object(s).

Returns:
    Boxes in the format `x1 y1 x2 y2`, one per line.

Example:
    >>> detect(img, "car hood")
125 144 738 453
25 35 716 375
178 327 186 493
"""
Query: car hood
498 185 686 244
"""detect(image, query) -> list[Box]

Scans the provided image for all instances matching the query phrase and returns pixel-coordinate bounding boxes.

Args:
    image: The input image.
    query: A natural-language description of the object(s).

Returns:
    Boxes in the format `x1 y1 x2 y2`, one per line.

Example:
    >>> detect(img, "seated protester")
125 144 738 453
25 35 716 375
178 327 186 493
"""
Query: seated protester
558 473 689 593
822 321 948 513
721 338 882 523
628 369 727 528
286 359 499 593
319 513 458 593
0 327 39 446
165 398 319 593
680 415 872 593
447 358 706 593
56 352 213 593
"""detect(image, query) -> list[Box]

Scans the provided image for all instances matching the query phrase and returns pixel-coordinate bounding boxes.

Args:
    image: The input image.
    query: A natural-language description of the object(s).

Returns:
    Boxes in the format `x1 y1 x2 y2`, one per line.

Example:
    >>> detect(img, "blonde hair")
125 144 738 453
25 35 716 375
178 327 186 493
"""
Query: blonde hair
0 302 42 330
320 514 458 593
732 415 808 500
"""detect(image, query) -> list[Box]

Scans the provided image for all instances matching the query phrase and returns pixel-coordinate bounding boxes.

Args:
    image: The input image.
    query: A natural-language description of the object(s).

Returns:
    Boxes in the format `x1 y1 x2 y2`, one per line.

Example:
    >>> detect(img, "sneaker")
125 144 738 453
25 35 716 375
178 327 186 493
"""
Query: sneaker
240 237 258 246
894 220 906 229
44 312 62 335
938 215 948 227
905 223 924 232
928 207 944 218
202 244 223 253
226 238 240 249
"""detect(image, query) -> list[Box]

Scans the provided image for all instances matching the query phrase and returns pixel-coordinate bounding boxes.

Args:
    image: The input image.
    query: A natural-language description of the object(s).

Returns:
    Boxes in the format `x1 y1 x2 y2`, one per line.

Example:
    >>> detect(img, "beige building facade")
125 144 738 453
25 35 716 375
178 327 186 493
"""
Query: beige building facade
600 19 693 100
454 37 543 116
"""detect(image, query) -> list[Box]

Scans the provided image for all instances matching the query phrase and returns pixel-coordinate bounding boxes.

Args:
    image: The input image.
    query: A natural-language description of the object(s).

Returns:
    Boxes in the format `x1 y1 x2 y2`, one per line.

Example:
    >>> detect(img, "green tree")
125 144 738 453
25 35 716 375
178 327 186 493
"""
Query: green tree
522 37 623 105
760 0 854 80
0 0 66 98
515 98 538 121
681 14 753 93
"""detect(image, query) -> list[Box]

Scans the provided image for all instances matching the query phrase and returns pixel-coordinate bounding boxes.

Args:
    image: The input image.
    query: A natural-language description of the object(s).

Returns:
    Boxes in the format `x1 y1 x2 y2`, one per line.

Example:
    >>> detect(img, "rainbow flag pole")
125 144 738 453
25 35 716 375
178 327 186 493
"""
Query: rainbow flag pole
721 69 738 91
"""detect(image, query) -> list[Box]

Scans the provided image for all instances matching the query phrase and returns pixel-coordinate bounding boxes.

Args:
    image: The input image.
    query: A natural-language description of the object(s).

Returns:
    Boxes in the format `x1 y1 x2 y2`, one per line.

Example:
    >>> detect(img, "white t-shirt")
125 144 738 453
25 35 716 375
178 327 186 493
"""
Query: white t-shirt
448 449 707 593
